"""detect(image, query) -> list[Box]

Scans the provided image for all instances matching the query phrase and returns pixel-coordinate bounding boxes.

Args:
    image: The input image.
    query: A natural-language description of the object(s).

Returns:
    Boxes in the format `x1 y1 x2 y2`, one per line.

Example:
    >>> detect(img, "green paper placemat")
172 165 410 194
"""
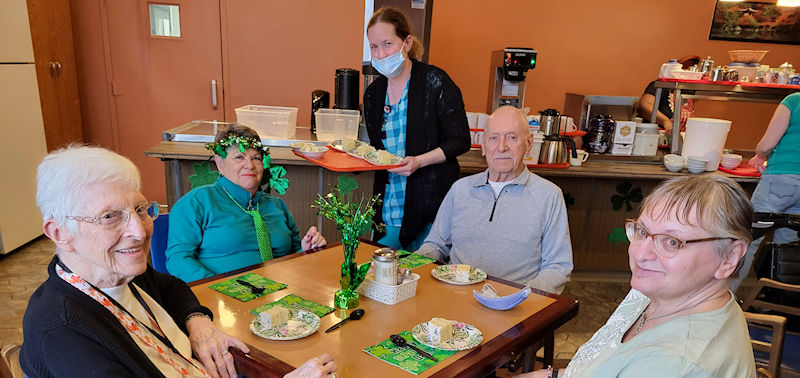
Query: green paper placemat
250 294 334 318
398 252 435 269
363 331 457 375
208 272 287 302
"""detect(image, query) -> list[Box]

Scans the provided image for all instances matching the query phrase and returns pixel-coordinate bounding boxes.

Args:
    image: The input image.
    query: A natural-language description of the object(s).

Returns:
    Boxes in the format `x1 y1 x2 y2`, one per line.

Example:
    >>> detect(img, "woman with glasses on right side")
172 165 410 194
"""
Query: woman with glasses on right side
517 174 755 378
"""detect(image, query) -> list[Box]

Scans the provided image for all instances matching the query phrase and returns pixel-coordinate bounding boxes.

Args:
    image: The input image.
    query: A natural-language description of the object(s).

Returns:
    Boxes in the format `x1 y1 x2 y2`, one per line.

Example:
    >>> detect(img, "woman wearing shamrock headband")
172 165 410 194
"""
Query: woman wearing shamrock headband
166 124 326 282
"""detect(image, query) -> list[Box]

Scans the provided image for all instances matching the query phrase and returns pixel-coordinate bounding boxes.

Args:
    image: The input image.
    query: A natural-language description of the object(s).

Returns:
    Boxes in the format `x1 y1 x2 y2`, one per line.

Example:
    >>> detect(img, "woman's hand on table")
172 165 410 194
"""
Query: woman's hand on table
284 353 337 378
513 369 551 378
748 155 767 173
186 315 250 378
302 226 327 250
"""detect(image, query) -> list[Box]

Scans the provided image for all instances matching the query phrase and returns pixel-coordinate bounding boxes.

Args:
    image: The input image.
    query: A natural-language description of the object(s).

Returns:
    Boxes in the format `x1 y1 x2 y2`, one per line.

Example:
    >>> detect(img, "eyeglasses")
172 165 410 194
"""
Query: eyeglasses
67 202 163 230
624 218 731 258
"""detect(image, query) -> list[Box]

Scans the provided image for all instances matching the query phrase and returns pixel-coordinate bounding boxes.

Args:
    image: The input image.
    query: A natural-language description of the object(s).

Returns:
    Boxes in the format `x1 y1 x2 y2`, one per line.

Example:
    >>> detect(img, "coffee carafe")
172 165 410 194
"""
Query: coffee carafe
583 115 615 154
539 109 561 136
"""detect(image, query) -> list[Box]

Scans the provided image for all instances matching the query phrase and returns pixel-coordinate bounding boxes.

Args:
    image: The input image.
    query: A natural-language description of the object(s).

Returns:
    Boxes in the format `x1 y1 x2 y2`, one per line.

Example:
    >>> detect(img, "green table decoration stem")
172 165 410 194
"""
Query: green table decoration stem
314 175 383 309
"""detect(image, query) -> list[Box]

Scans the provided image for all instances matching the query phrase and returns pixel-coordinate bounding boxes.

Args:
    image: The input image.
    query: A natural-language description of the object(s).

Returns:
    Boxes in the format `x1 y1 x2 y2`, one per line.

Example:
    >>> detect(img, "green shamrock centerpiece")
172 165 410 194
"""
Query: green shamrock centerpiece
313 175 383 309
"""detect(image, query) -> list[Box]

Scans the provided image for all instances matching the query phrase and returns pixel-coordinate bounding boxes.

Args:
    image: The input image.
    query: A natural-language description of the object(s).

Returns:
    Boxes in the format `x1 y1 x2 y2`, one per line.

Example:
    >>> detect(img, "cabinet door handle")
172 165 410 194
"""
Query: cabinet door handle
49 61 56 77
211 79 218 110
55 62 62 78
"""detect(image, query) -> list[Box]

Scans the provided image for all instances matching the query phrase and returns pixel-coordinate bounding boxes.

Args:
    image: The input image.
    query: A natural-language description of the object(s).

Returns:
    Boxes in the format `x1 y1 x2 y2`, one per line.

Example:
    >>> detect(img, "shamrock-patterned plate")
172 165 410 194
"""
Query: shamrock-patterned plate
430 264 487 285
249 309 320 341
411 319 483 351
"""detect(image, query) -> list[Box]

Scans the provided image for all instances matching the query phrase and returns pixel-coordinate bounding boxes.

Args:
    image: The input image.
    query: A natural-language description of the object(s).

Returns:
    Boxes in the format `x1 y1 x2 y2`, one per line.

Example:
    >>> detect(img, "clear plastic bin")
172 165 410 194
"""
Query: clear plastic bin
314 109 360 142
234 105 298 139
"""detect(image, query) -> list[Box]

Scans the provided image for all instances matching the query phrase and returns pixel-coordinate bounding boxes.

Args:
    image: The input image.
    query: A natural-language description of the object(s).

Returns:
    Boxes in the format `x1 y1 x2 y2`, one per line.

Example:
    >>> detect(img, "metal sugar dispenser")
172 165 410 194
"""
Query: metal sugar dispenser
372 248 399 285
538 109 577 164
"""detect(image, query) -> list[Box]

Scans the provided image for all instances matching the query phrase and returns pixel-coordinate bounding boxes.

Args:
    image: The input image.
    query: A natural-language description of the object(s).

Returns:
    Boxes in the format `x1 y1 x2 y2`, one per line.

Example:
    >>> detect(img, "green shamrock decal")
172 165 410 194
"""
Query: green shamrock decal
368 345 393 358
337 175 359 194
188 162 220 189
608 227 628 245
398 359 421 371
610 181 643 212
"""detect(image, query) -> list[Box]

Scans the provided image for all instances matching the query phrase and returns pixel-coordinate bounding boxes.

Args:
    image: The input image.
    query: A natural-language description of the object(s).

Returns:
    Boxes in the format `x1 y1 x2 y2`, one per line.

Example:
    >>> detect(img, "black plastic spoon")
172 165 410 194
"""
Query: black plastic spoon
389 334 438 362
324 308 365 333
236 279 265 295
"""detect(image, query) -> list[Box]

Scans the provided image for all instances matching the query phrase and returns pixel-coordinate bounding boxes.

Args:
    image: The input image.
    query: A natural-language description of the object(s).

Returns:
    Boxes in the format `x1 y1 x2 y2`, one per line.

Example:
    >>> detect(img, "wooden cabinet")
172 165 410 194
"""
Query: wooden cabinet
26 0 84 150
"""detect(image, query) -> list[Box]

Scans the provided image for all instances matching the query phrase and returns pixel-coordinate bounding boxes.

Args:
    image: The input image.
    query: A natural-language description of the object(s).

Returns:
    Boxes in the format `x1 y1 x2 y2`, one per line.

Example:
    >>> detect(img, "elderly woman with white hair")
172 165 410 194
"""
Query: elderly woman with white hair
20 146 337 378
518 174 756 378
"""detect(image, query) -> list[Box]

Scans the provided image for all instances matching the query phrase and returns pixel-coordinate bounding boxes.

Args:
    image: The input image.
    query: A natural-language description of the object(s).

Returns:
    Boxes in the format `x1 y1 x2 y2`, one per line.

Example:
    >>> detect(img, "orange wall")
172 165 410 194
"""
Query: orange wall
428 0 800 149
71 0 800 201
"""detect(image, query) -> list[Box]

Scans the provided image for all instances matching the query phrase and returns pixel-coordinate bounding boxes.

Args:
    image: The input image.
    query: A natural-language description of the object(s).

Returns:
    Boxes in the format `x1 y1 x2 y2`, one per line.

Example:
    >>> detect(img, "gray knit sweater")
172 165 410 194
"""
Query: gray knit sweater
415 169 573 294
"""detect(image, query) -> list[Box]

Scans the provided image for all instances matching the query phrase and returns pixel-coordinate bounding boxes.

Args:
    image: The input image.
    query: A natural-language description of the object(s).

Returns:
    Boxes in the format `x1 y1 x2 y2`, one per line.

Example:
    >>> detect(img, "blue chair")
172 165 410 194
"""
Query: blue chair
150 213 169 274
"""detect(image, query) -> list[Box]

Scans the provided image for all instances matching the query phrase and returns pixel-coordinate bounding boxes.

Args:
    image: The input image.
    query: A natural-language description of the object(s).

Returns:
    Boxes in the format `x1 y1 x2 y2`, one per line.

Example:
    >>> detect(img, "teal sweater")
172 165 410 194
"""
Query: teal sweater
166 176 301 282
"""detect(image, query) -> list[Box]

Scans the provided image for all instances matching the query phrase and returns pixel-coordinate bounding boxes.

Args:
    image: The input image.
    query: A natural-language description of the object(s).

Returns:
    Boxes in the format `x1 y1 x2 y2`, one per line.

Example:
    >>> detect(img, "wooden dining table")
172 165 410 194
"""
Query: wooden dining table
190 241 579 377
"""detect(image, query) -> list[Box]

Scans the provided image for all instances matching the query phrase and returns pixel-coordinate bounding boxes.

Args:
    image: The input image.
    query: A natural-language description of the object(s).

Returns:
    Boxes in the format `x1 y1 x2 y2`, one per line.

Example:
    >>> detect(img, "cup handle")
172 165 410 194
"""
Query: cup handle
581 152 588 162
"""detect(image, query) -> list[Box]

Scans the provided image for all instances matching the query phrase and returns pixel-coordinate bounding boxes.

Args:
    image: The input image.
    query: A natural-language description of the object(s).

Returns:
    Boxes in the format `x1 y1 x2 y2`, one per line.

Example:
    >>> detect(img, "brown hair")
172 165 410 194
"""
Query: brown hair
639 174 754 278
368 6 424 61
213 123 260 143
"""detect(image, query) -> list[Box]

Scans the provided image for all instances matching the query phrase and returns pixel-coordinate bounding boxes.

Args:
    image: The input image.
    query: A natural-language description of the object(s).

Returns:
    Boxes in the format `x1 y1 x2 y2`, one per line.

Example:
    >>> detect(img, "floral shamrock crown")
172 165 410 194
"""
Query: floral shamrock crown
205 133 289 195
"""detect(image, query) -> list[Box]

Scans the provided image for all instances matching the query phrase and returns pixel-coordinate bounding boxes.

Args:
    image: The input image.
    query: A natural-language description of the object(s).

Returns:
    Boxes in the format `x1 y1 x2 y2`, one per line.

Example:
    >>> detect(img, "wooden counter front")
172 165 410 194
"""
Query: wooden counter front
190 242 577 377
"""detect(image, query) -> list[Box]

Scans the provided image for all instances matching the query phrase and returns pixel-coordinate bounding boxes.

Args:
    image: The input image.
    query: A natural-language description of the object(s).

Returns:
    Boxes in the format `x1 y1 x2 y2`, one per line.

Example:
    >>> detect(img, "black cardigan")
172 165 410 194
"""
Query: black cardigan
364 59 471 247
20 257 213 377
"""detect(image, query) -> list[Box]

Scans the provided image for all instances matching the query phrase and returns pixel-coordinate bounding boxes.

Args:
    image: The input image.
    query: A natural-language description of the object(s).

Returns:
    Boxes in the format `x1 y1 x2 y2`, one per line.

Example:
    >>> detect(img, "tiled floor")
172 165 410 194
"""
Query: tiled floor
0 236 756 372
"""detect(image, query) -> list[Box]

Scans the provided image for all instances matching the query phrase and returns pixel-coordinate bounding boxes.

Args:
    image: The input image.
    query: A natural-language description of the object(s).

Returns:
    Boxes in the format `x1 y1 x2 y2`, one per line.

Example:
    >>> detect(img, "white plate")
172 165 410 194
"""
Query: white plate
411 320 483 351
430 264 487 285
249 309 320 340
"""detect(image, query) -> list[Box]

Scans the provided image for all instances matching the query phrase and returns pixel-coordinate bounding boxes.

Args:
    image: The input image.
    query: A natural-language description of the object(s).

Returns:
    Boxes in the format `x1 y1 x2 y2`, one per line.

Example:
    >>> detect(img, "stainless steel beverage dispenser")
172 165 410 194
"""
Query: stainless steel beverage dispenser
487 47 538 113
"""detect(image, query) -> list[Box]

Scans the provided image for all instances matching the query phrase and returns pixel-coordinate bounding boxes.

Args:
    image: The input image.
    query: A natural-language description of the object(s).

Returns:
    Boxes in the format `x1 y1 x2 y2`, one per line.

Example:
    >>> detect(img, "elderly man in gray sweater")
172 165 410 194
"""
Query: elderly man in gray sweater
415 106 574 294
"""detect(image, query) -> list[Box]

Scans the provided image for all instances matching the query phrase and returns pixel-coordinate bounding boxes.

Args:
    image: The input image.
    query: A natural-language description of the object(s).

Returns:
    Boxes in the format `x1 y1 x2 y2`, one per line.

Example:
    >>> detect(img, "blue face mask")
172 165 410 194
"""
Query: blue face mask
473 283 531 310
372 41 406 79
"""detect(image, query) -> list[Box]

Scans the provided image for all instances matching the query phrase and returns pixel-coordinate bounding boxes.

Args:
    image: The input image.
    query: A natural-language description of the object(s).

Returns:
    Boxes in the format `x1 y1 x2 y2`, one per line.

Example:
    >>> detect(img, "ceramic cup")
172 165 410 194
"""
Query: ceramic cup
569 150 589 166
471 130 484 145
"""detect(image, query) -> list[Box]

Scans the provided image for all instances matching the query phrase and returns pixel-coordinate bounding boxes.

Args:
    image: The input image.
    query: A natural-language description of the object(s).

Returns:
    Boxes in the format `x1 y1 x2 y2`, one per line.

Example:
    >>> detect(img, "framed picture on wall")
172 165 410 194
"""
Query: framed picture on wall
709 1 800 45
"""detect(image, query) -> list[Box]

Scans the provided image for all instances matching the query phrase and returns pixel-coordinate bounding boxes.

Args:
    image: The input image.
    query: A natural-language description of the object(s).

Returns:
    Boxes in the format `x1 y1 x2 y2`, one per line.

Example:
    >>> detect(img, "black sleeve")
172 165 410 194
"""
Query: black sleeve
433 71 471 160
643 80 657 96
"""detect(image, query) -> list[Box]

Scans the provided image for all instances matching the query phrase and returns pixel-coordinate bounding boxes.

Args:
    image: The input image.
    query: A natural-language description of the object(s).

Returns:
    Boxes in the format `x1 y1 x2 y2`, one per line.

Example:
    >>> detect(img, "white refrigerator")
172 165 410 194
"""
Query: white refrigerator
0 0 48 253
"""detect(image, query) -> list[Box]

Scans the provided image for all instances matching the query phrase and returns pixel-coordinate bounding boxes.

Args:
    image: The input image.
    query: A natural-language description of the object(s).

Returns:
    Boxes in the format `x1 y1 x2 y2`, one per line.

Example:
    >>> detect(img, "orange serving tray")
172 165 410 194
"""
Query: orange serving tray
718 164 761 177
526 162 570 169
292 147 403 172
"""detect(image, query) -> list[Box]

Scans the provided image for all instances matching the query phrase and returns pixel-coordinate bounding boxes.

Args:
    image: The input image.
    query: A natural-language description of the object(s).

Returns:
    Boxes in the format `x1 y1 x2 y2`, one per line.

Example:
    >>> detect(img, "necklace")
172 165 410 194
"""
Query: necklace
632 292 729 335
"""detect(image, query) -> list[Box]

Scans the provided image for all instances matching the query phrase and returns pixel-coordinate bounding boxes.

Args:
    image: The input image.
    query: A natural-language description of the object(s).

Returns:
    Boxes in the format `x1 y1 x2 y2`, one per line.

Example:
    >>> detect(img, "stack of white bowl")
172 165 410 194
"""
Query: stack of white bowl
686 156 708 174
720 153 743 169
663 154 686 172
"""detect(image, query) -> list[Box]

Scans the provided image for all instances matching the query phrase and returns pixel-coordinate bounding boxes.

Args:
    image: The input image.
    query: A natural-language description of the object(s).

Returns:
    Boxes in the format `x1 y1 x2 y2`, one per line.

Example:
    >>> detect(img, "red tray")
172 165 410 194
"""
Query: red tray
659 78 800 89
526 162 570 169
292 147 403 172
718 165 761 177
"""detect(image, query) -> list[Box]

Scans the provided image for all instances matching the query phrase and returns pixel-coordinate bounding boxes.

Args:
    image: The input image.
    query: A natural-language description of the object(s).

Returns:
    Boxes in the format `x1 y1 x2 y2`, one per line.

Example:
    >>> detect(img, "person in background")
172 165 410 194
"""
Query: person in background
167 124 326 282
415 106 573 294
636 55 699 134
21 146 336 378
363 6 471 250
733 92 800 290
516 174 755 378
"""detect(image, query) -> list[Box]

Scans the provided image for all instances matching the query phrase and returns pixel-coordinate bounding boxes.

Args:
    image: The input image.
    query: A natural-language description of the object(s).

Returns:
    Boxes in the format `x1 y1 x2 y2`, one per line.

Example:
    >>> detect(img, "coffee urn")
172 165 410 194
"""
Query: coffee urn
334 68 360 110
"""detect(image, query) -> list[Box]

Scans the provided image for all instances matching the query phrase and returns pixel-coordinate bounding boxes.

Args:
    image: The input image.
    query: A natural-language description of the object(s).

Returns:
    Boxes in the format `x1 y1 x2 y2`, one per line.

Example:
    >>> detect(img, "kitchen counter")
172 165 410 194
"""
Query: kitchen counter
146 140 758 272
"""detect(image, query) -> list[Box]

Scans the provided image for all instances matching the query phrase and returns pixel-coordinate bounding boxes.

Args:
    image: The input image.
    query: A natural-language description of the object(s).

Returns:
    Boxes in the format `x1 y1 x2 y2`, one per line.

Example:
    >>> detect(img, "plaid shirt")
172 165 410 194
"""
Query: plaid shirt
381 83 409 227
668 93 695 131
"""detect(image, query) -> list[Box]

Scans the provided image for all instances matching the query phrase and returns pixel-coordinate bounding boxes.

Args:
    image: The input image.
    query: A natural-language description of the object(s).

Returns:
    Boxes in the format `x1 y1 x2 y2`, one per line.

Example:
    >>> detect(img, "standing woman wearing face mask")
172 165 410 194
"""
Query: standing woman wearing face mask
364 6 471 250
